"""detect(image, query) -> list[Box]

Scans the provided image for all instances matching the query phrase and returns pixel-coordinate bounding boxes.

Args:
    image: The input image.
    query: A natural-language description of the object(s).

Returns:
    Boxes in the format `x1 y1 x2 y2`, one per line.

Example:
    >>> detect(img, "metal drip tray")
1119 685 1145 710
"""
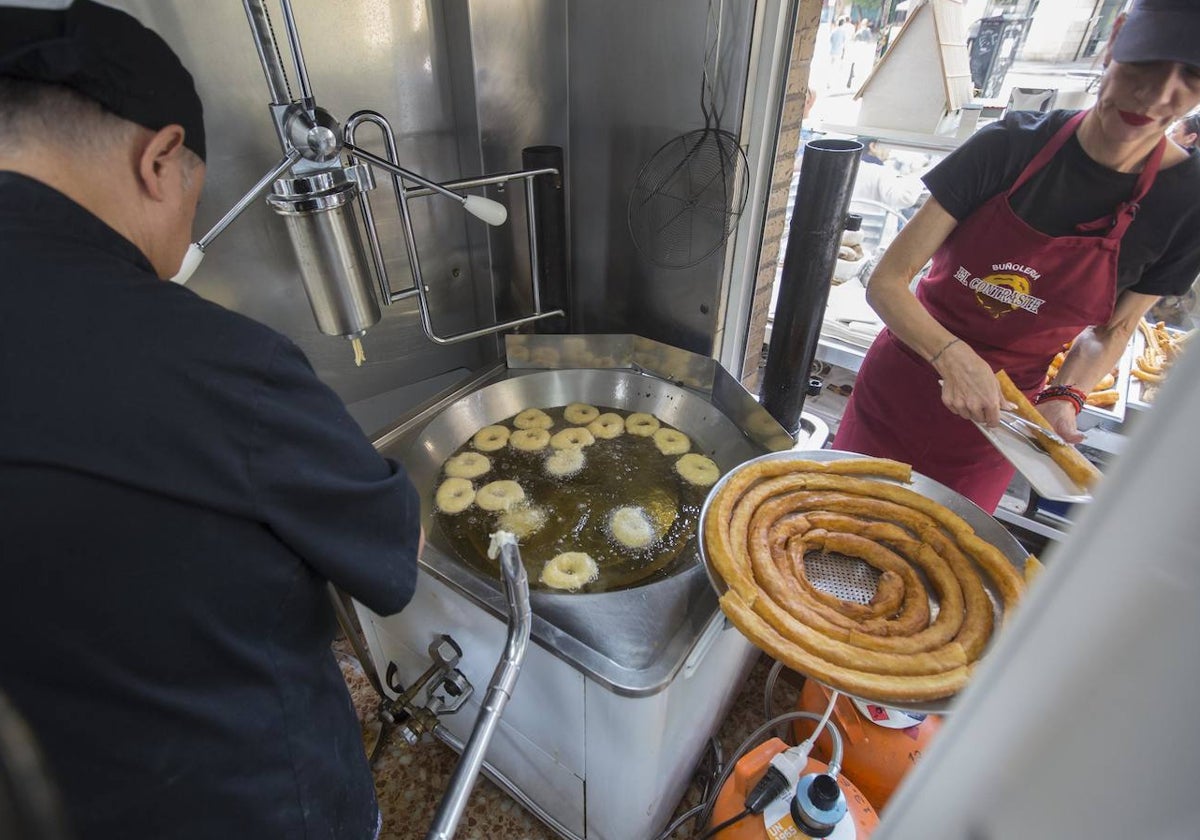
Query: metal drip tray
370 336 819 695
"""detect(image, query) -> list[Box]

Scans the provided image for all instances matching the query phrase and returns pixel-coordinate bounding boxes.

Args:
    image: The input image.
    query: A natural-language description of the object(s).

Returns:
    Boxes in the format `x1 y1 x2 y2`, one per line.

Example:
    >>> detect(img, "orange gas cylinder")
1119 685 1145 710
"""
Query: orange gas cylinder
708 737 879 839
792 680 942 812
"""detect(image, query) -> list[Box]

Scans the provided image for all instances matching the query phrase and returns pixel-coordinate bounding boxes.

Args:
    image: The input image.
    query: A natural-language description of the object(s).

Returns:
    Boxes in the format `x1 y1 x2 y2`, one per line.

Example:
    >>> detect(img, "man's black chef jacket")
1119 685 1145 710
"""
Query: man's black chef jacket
0 172 421 839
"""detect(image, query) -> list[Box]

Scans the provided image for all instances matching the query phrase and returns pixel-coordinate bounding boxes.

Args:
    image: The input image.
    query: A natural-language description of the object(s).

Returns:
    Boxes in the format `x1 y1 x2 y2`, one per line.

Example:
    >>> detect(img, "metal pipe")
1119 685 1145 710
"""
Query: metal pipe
430 726 583 840
197 149 301 250
241 0 292 105
524 175 543 315
343 112 406 306
278 0 315 109
522 146 570 333
426 533 531 840
760 139 862 436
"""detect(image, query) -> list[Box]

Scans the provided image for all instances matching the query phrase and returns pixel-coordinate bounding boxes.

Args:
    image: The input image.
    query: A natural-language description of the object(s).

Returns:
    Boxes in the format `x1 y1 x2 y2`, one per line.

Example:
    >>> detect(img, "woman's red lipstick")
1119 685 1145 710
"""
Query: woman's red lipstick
1119 110 1154 126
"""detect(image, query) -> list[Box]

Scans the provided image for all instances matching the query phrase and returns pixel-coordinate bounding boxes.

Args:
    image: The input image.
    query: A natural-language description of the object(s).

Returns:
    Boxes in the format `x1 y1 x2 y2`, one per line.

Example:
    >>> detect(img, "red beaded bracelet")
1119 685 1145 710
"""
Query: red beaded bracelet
1034 384 1087 415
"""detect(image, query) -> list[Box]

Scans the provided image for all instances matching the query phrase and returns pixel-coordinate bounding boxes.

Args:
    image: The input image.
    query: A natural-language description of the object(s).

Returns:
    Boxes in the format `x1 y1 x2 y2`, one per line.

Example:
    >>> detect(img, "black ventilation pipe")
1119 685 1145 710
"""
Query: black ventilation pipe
761 139 863 437
521 146 571 333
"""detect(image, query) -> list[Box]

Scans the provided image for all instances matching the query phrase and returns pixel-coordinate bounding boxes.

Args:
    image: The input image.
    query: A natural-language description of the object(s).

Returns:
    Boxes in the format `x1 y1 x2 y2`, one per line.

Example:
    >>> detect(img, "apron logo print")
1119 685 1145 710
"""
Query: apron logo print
954 264 1046 319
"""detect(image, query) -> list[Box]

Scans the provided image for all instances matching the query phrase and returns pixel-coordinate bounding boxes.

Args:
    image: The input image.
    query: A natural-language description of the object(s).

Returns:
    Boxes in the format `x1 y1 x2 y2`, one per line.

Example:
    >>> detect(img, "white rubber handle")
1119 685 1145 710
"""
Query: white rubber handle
463 195 508 226
169 242 205 285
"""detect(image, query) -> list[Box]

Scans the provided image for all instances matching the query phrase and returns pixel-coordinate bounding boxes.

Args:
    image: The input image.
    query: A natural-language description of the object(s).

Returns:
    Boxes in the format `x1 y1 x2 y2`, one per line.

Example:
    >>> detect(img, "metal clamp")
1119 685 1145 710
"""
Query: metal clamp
381 634 475 745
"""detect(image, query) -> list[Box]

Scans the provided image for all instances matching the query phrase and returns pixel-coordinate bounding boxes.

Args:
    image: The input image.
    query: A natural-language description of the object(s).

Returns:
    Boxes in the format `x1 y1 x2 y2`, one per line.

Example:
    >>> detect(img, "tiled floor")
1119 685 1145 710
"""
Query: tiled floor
336 642 798 840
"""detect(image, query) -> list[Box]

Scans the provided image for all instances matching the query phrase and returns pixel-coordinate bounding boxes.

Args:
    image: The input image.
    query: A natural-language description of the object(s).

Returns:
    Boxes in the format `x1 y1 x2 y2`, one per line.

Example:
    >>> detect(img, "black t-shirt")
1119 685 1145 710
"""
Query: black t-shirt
0 172 421 839
923 110 1200 297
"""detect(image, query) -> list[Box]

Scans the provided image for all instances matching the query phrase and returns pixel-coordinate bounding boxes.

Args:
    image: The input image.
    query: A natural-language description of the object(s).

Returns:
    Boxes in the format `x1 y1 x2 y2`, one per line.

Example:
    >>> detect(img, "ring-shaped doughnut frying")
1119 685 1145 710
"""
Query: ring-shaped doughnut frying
608 506 657 549
435 477 475 514
509 428 551 452
625 412 661 437
587 413 625 439
513 408 553 430
444 451 492 480
545 446 585 477
497 503 548 539
653 428 691 455
563 402 600 425
549 427 595 450
540 552 599 590
676 453 720 486
475 480 526 512
472 425 510 452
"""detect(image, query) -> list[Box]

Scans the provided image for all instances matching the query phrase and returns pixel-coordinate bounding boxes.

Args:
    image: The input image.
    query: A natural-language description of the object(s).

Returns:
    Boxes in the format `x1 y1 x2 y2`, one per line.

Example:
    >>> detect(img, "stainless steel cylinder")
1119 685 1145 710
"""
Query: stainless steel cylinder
267 171 381 337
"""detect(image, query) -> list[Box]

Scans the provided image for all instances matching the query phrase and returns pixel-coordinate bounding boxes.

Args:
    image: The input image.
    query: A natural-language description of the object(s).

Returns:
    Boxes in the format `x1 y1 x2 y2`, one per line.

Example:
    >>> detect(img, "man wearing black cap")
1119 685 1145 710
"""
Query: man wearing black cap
0 3 421 838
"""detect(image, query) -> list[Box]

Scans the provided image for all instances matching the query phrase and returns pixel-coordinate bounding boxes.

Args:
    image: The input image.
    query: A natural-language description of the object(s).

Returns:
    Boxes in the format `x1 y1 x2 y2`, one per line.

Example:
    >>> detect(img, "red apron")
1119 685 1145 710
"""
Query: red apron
832 110 1165 512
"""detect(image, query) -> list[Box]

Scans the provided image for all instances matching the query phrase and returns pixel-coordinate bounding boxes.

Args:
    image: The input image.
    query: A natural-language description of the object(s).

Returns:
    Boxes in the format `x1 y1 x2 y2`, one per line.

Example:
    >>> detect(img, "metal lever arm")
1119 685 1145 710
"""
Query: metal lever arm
197 150 303 251
426 531 531 840
170 149 303 285
343 142 507 226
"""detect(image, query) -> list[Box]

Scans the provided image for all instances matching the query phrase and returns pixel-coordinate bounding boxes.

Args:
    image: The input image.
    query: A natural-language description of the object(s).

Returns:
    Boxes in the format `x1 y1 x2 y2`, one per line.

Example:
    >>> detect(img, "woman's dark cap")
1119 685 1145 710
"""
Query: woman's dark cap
1112 0 1200 69
0 0 205 161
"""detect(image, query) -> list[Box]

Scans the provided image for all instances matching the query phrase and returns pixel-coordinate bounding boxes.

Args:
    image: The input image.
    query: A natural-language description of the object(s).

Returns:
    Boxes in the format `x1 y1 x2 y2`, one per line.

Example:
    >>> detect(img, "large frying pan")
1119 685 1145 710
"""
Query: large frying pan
377 363 797 693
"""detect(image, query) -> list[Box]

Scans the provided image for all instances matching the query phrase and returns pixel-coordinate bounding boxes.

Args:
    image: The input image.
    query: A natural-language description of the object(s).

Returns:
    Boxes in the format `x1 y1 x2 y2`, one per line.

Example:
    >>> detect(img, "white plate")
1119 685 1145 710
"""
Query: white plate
975 422 1092 504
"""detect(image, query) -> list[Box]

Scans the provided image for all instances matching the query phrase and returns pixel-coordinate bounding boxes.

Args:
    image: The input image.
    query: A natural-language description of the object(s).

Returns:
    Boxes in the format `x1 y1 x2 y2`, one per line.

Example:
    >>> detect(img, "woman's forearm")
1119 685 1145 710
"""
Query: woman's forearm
866 263 958 362
1054 291 1159 393
864 198 961 362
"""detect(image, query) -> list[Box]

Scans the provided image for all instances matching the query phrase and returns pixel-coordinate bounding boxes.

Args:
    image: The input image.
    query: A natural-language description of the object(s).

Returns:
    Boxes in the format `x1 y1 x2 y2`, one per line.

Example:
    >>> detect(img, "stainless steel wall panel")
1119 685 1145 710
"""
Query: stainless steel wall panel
463 0 570 326
102 1 760 413
567 0 755 354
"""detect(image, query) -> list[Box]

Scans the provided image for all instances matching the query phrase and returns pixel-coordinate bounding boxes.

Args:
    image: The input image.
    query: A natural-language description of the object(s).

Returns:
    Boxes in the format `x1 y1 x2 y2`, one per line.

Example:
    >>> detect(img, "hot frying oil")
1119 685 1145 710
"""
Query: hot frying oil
435 406 713 593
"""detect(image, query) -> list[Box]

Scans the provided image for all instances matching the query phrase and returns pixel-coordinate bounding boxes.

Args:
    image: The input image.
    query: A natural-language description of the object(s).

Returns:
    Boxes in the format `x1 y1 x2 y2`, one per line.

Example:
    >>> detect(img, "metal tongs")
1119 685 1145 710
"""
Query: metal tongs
998 410 1066 448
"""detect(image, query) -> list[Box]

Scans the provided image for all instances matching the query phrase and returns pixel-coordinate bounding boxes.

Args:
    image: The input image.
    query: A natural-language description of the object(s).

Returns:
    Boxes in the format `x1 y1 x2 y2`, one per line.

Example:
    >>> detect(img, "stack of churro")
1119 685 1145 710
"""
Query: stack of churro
1045 343 1120 409
1133 320 1193 402
704 458 1035 703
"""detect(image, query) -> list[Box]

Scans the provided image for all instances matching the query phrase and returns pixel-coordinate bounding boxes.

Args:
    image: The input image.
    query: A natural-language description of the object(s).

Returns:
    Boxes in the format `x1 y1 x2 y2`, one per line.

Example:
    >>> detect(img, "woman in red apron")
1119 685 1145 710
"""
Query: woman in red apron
832 3 1200 513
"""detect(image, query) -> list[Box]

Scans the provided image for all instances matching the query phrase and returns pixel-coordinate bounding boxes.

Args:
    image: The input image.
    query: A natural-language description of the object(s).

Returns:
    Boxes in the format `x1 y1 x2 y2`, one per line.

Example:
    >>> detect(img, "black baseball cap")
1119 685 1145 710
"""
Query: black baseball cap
0 0 205 161
1112 0 1200 68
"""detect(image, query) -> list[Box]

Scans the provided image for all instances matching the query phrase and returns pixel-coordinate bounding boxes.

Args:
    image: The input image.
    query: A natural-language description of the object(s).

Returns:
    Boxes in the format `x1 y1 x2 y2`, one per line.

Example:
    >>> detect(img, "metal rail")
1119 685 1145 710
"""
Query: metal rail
343 111 565 345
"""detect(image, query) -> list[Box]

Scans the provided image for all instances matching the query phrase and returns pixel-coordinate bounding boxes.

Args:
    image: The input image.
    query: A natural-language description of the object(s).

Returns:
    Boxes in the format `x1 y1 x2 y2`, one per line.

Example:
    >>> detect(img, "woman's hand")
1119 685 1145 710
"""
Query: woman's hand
933 340 1009 425
1036 399 1085 444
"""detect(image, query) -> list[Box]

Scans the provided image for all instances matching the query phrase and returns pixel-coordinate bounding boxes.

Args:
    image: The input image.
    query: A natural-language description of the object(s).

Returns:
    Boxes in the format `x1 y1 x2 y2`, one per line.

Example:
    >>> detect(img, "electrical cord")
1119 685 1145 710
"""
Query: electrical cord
808 689 842 776
762 659 786 738
695 807 751 840
654 803 707 840
662 684 849 838
652 737 724 840
761 662 841 772
744 765 792 813
695 711 844 832
698 736 724 806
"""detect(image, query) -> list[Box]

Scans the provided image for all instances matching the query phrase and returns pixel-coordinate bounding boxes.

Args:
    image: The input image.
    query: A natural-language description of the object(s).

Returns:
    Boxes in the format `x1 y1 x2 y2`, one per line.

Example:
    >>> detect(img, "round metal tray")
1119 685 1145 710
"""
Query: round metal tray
698 449 1029 715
